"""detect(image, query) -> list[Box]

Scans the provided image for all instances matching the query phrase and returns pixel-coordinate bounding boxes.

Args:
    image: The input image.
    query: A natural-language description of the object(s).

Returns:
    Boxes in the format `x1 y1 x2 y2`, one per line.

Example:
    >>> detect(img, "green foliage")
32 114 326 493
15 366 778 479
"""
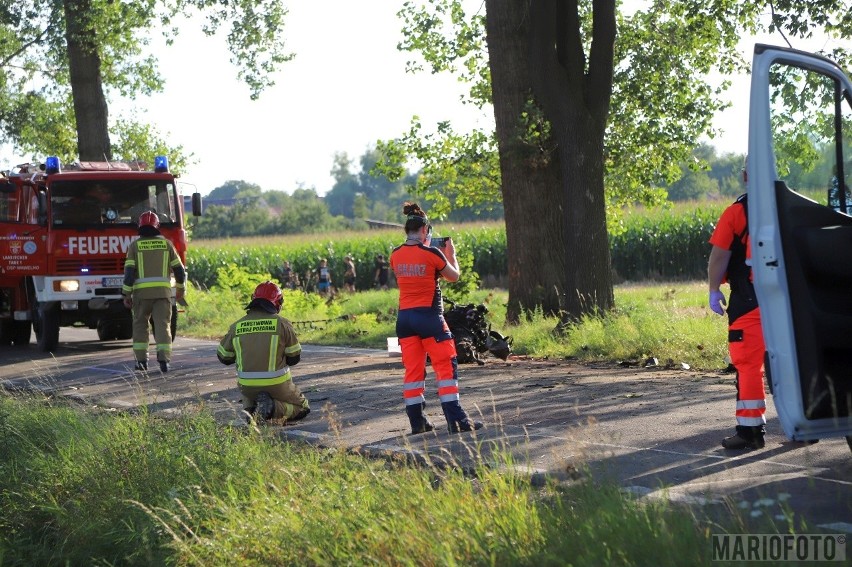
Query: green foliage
374 123 503 219
191 186 349 238
180 283 246 338
188 224 505 296
386 0 852 322
396 0 490 105
0 0 291 158
610 204 725 282
213 263 272 298
182 279 728 371
388 0 852 215
206 180 263 201
188 202 732 293
110 118 194 173
0 397 246 564
384 0 745 221
663 144 741 201
0 395 727 565
442 242 480 302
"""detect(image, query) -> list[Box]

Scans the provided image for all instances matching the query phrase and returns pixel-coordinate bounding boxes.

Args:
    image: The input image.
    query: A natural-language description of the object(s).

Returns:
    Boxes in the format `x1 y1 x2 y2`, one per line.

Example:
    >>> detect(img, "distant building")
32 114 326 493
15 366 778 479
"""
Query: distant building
365 219 404 230
182 196 244 214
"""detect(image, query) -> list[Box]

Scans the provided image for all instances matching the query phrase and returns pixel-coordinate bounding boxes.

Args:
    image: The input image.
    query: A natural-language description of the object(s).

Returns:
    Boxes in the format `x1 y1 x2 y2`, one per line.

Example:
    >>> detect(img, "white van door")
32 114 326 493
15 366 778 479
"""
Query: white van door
749 44 852 442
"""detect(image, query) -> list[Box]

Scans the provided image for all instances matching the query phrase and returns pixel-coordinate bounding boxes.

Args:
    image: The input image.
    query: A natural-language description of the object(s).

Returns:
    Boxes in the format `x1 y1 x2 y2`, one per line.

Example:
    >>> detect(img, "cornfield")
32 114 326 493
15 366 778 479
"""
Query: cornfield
186 206 727 288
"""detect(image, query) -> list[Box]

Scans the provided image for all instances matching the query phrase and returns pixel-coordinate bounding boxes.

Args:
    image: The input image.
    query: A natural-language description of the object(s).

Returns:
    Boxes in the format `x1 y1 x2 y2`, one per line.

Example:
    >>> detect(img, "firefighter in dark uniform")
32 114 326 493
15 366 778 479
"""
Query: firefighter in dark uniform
122 211 185 372
708 162 766 450
217 281 310 424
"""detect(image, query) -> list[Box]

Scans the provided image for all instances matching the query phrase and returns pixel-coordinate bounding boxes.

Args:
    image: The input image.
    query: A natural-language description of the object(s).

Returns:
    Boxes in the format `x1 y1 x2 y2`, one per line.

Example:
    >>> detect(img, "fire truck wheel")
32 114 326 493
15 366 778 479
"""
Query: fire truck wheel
35 303 60 352
116 320 133 341
0 320 12 345
12 321 31 346
96 321 118 341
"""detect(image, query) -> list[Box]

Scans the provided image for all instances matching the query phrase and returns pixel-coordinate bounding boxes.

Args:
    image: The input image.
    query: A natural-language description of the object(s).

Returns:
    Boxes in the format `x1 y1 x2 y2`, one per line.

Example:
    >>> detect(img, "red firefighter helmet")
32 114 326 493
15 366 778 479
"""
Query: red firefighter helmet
252 281 283 310
138 211 160 229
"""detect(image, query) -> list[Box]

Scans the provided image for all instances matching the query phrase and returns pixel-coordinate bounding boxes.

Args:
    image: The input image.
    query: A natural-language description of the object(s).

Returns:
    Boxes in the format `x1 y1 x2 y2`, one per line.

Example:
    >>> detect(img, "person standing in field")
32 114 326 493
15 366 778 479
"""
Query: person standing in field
315 258 331 295
390 202 483 435
707 158 766 450
374 253 390 290
343 254 357 293
281 260 295 290
217 281 310 424
122 211 185 373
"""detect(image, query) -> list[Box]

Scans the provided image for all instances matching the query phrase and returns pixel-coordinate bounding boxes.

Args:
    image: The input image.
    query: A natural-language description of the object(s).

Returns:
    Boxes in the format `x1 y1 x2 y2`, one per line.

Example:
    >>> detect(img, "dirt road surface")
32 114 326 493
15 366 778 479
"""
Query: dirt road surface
1 327 850 534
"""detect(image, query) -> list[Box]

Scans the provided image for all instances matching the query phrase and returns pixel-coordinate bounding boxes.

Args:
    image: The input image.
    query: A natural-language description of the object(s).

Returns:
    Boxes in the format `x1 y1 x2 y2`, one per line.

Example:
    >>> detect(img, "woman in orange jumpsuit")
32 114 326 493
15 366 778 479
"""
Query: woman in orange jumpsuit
390 202 484 435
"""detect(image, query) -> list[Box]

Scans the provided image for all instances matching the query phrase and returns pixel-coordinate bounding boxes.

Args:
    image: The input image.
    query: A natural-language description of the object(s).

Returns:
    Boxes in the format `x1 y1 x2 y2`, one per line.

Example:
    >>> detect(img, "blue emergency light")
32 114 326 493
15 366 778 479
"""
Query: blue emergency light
154 155 169 173
45 156 61 174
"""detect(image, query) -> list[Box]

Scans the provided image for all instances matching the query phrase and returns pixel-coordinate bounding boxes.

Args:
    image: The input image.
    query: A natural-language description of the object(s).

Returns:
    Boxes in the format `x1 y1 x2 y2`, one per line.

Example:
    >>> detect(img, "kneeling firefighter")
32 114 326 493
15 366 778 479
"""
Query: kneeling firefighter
217 281 310 423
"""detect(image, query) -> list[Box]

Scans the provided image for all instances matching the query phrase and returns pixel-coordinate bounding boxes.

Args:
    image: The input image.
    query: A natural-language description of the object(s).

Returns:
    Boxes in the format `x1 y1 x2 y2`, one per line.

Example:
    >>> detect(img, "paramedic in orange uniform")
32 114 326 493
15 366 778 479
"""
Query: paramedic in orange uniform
708 161 766 450
390 202 484 435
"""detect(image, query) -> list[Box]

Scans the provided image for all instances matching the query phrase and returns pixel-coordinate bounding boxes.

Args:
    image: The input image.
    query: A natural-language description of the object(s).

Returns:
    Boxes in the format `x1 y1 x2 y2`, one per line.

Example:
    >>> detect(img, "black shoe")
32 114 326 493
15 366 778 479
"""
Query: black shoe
406 402 435 435
441 400 483 434
255 392 274 422
722 433 765 450
135 360 148 371
292 406 310 422
448 420 484 434
158 361 170 373
410 421 435 435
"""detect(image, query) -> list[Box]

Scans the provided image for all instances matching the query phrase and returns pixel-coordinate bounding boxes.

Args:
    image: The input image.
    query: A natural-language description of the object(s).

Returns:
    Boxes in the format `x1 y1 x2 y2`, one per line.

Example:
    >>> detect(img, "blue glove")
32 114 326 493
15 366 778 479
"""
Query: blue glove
709 290 727 316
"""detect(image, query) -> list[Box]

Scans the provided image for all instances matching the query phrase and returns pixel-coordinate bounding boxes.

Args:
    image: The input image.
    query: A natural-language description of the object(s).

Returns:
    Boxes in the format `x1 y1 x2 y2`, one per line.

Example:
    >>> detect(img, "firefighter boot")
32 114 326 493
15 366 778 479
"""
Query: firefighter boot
406 402 434 435
441 401 483 434
722 425 765 450
254 392 274 424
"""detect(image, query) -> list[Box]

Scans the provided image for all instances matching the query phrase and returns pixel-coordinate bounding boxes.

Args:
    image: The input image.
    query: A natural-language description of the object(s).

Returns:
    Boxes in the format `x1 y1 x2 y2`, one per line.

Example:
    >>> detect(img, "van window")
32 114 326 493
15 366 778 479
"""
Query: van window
769 62 852 211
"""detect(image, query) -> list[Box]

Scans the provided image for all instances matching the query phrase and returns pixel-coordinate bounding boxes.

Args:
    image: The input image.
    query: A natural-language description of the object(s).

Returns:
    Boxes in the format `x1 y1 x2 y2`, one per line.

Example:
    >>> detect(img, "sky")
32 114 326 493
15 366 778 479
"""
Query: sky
130 1 490 197
0 3 844 197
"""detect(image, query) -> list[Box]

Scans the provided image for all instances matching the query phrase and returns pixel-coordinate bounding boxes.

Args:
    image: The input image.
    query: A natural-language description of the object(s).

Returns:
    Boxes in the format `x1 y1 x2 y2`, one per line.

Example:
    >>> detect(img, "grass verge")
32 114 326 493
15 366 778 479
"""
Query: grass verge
179 280 729 370
0 393 783 566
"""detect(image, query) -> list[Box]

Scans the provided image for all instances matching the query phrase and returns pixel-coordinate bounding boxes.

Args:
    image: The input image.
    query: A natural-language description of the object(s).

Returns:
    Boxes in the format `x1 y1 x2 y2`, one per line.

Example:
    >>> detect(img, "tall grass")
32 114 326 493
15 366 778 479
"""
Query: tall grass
0 394 758 566
179 280 729 370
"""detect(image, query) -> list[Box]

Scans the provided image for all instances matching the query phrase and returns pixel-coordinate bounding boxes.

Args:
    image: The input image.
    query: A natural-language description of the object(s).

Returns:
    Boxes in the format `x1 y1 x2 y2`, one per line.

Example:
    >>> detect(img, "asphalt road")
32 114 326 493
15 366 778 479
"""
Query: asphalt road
1 327 851 535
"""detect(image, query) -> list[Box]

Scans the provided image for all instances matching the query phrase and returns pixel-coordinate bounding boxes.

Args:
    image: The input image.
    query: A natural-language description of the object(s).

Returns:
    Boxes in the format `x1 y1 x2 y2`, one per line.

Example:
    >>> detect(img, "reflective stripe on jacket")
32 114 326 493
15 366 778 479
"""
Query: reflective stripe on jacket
218 309 302 387
123 236 185 299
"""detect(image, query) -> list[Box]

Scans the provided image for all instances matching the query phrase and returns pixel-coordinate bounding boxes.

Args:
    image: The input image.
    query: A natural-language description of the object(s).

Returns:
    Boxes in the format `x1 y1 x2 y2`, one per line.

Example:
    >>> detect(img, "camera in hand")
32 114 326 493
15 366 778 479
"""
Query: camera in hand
431 236 449 248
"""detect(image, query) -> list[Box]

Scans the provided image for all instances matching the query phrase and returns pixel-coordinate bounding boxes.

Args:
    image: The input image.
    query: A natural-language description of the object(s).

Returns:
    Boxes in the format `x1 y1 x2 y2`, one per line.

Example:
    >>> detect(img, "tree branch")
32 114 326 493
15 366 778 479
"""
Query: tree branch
0 27 50 68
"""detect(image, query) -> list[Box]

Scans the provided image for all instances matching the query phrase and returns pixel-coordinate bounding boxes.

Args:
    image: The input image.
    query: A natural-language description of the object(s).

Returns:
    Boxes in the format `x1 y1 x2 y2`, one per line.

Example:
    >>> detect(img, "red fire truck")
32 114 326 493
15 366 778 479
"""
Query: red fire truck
0 155 201 351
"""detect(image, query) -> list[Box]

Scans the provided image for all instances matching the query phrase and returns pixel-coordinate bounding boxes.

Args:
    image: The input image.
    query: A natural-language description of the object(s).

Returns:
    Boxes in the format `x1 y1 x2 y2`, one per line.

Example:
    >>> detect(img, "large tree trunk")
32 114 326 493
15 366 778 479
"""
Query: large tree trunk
63 0 111 161
485 0 615 323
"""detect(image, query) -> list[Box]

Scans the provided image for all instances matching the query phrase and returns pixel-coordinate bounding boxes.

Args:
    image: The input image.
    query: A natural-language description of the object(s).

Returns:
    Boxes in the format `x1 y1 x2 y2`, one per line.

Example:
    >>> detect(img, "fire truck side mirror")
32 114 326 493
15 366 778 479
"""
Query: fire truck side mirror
191 192 203 216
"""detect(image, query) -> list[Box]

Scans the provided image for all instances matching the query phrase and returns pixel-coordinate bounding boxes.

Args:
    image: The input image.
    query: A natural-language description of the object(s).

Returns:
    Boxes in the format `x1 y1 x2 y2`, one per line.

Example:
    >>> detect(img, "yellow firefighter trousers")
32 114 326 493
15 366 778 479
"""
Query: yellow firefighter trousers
240 379 310 421
132 297 172 363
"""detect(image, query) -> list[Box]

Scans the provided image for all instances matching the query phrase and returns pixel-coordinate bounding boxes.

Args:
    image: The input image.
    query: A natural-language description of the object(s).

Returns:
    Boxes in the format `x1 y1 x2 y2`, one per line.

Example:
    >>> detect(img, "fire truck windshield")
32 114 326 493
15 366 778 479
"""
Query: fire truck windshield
50 180 177 227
